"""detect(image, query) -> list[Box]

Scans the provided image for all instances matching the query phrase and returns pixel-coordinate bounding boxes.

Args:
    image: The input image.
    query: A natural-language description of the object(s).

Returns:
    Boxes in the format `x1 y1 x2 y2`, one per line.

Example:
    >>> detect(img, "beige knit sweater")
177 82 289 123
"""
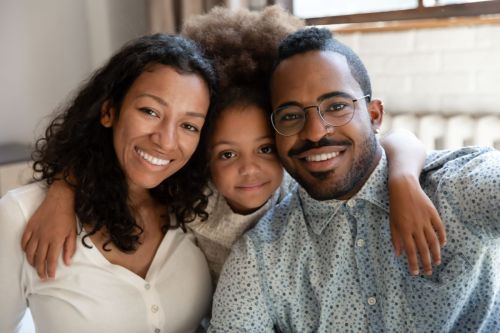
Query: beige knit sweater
187 173 295 285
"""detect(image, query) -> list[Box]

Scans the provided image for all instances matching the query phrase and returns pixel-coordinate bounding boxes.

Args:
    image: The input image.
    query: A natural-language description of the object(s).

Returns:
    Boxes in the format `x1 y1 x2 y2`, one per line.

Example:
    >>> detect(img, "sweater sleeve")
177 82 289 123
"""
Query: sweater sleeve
0 191 29 332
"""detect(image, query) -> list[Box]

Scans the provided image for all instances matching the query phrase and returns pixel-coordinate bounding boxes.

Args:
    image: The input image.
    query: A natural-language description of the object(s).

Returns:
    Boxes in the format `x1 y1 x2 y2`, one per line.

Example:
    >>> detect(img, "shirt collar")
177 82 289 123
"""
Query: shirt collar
299 151 390 235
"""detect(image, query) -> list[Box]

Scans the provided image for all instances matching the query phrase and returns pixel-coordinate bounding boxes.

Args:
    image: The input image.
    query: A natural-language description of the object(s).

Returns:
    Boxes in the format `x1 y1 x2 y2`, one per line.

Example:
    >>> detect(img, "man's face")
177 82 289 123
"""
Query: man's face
270 50 383 200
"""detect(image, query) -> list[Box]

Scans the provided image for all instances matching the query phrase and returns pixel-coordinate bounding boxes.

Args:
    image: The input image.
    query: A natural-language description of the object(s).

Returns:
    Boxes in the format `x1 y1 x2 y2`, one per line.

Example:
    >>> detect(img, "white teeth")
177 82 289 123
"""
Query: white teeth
136 148 170 166
305 152 339 162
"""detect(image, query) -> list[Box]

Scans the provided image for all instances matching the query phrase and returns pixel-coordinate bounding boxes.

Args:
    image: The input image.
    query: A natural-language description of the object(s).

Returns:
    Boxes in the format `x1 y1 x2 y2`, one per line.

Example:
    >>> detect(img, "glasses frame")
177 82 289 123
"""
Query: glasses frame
271 94 371 137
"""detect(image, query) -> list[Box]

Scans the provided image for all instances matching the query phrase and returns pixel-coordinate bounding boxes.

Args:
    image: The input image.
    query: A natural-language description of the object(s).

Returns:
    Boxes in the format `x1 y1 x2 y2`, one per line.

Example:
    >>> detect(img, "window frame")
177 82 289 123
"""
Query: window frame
268 0 500 25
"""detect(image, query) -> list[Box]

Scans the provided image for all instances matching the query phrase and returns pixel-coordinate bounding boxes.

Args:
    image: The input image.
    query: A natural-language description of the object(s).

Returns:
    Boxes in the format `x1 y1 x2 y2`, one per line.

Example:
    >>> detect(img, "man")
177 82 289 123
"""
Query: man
208 27 500 332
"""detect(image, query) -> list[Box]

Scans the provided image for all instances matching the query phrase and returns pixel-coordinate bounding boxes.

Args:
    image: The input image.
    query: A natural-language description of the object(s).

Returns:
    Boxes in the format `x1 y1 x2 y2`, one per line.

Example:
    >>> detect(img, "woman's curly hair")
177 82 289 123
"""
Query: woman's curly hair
32 33 217 252
182 5 304 160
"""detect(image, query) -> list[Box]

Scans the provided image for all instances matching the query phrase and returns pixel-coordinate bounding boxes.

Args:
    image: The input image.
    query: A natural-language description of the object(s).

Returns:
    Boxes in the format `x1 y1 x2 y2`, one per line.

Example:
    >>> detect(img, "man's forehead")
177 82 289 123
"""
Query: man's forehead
274 50 347 73
270 50 357 103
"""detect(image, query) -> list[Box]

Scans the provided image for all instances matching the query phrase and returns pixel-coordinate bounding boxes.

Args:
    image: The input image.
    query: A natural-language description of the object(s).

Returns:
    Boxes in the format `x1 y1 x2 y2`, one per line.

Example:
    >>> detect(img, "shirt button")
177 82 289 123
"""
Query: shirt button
356 239 365 247
367 297 377 305
154 329 160 333
145 283 151 290
151 304 159 313
347 200 355 208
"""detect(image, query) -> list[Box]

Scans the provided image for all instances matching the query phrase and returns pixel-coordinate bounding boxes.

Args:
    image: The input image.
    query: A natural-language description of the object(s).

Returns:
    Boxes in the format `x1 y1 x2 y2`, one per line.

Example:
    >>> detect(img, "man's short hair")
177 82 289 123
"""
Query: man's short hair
275 27 372 100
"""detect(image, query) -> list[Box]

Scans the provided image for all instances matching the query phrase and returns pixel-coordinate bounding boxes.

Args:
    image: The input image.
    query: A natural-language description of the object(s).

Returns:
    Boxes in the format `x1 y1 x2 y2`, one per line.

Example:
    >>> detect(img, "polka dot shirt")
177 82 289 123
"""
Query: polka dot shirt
209 147 500 333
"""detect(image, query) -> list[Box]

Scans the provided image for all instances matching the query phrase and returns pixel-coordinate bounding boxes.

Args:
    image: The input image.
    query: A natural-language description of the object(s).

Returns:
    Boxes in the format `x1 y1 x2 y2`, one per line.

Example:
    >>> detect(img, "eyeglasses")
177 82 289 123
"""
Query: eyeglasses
271 94 371 136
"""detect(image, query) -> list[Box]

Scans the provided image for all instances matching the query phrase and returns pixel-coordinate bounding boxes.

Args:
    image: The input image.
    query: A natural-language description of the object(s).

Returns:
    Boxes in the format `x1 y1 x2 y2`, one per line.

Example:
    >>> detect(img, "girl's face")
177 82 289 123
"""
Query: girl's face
101 64 210 197
209 105 284 214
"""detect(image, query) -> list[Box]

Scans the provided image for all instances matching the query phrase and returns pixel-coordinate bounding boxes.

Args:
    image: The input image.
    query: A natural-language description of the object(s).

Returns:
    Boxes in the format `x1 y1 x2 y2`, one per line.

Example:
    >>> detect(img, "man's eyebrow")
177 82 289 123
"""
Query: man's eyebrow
317 91 353 102
275 91 354 109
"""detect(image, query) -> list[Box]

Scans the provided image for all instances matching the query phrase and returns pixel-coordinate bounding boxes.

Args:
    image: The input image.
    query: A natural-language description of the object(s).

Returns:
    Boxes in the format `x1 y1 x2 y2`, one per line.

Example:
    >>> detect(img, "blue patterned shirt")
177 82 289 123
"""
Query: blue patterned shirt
209 147 500 333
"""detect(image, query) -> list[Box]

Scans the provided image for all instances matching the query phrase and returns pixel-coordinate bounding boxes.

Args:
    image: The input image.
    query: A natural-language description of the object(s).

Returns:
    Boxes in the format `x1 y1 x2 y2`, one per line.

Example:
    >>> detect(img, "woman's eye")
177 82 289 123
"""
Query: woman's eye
219 151 236 160
182 123 199 132
259 145 275 154
140 108 159 117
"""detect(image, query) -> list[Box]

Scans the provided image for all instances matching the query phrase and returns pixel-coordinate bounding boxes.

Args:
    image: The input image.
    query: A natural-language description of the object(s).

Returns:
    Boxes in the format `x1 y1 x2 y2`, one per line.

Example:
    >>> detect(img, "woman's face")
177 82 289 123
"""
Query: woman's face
101 64 210 195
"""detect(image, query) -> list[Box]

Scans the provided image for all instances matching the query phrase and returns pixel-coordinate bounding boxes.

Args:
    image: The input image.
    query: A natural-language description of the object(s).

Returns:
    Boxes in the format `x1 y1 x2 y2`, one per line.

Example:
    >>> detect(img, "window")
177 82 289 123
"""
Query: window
289 0 500 25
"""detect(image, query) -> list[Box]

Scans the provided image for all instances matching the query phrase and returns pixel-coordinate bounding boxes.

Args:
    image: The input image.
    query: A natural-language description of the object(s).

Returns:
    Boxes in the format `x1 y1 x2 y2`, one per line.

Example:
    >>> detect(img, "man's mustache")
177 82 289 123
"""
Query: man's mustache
288 137 352 157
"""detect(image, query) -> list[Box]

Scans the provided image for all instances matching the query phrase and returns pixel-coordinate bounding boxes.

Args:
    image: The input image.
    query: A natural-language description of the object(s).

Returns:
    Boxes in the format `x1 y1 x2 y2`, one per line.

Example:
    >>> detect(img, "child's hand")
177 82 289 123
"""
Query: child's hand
388 175 446 276
21 181 77 280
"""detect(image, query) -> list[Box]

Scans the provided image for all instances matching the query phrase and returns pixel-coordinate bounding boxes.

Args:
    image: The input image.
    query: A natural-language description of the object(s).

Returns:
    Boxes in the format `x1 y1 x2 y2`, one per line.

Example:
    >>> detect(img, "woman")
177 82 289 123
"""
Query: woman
0 33 216 333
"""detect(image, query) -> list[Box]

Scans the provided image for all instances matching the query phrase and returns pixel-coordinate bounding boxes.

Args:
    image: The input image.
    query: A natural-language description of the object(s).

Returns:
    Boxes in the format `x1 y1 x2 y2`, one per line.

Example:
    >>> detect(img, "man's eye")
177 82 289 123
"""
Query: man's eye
281 113 303 121
324 103 347 112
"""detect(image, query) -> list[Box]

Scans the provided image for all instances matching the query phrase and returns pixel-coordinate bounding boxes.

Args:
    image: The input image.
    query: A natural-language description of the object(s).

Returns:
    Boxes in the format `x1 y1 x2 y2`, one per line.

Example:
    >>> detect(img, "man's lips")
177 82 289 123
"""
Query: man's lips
288 137 351 158
304 151 340 162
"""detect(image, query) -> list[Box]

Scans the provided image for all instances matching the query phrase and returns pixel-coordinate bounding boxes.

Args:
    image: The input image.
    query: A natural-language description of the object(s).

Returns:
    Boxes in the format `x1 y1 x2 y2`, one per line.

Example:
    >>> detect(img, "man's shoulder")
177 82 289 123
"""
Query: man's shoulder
246 187 302 244
424 146 497 174
422 146 498 185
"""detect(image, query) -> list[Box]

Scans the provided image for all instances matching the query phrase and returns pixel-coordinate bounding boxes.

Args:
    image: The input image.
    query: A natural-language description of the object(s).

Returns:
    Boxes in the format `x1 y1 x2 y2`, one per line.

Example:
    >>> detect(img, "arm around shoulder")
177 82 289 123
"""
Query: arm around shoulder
208 235 275 333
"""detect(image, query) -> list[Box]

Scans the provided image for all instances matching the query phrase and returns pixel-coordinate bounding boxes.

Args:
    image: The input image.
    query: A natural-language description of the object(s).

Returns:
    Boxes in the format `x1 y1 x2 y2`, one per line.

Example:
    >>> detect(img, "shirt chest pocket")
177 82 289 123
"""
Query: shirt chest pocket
405 254 473 331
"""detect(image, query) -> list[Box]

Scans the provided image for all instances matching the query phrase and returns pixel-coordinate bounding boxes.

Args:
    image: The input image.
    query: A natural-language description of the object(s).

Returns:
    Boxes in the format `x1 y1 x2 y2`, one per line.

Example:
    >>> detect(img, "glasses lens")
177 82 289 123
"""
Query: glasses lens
272 105 305 136
319 96 356 127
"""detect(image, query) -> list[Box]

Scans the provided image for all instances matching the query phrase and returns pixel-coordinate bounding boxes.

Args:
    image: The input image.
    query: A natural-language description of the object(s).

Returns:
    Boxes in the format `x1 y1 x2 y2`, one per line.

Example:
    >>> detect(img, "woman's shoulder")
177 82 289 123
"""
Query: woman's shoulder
0 182 46 221
0 183 46 262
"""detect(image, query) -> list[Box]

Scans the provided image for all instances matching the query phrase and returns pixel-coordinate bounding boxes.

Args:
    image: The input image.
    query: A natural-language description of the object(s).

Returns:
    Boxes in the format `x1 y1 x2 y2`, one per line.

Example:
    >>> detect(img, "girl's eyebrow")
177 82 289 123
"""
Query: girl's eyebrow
211 135 274 148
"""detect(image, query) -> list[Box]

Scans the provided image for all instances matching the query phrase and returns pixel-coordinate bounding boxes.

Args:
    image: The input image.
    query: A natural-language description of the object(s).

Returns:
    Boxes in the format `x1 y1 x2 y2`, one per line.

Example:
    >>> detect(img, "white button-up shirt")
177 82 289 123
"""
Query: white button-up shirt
0 183 212 333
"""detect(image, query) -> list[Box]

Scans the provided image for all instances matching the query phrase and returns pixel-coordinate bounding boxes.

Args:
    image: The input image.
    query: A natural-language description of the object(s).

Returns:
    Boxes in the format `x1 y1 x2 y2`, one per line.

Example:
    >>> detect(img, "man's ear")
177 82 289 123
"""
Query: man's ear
100 101 115 128
367 99 384 132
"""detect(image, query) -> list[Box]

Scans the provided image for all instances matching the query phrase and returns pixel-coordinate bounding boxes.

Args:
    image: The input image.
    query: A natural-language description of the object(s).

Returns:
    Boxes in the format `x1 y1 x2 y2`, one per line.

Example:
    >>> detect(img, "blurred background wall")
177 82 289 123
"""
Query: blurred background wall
0 0 149 145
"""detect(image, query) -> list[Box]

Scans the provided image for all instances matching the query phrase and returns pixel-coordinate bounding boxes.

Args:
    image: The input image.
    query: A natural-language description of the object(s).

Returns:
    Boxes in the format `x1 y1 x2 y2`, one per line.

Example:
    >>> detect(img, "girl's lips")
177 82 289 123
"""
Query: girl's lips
236 181 270 191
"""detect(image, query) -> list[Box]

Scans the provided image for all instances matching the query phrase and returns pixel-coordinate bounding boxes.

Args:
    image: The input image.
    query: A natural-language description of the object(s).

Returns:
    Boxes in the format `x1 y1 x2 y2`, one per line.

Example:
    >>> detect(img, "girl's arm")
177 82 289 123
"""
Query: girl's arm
21 180 77 279
381 129 446 276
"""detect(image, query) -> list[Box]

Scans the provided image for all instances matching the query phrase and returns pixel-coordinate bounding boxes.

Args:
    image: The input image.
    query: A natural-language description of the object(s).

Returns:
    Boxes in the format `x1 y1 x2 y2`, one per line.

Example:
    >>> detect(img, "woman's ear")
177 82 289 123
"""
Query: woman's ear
100 101 115 128
368 99 384 132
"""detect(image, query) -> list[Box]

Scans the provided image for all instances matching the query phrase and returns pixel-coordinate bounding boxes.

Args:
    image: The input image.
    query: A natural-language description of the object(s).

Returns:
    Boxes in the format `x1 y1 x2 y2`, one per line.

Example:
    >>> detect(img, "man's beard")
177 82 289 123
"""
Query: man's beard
284 132 379 201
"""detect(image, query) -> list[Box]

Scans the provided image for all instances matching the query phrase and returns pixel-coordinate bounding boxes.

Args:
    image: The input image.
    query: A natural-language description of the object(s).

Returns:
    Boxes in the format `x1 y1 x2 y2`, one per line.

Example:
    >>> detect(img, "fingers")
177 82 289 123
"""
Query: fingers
21 229 33 250
63 236 77 266
46 242 64 279
425 227 441 265
390 225 402 256
403 234 419 276
414 231 433 276
34 242 49 280
431 214 447 247
24 236 39 267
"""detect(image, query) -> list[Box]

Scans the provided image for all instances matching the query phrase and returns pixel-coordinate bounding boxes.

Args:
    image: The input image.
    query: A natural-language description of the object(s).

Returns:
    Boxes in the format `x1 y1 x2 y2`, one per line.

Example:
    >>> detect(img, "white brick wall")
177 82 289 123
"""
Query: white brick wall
336 24 500 115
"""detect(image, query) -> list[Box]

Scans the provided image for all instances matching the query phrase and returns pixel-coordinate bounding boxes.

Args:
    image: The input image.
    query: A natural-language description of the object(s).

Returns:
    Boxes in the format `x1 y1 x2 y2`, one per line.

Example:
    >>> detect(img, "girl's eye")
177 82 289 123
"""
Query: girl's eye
259 145 275 154
219 151 236 160
182 123 200 132
139 107 159 118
